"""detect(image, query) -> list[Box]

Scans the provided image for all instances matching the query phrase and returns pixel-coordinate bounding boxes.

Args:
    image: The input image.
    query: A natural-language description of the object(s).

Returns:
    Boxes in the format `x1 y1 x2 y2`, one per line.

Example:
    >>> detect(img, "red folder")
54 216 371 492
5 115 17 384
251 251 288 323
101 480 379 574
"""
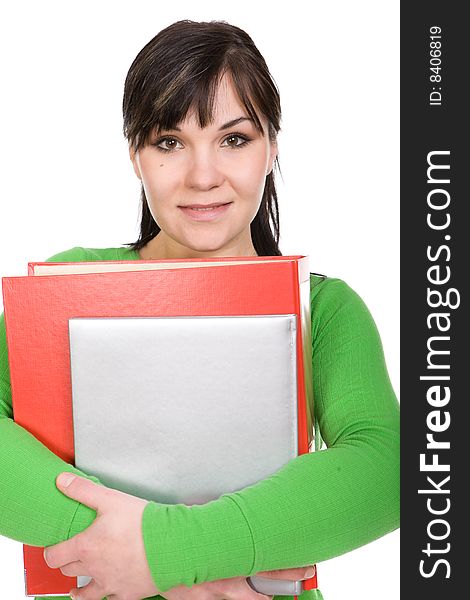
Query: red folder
2 255 317 596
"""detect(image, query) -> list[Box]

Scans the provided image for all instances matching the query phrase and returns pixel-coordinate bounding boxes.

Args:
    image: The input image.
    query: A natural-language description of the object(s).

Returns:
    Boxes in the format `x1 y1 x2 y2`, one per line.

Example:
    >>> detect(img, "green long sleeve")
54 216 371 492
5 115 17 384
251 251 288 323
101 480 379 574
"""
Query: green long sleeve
0 246 399 600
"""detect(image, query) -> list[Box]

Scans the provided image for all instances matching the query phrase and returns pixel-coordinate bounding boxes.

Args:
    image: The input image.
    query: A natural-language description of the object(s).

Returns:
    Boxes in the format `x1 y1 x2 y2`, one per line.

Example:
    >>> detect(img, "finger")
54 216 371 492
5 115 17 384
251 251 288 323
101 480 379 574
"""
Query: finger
55 472 109 512
69 578 106 600
44 537 81 569
59 560 89 577
255 565 316 580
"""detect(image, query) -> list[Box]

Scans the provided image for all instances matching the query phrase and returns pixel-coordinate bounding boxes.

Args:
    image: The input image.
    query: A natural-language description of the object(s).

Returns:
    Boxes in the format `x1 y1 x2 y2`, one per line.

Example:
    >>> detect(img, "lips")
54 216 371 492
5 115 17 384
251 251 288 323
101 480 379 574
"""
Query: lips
180 202 231 209
178 202 232 221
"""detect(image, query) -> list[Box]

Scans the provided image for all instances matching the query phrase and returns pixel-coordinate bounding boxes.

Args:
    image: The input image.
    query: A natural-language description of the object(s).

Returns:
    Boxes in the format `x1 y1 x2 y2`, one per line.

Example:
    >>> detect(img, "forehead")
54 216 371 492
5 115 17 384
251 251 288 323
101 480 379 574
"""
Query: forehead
180 73 264 131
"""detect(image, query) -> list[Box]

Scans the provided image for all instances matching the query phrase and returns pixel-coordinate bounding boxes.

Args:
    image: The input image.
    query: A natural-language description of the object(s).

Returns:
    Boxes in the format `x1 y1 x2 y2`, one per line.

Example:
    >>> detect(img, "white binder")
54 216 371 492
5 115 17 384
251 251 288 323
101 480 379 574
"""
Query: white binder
69 314 299 504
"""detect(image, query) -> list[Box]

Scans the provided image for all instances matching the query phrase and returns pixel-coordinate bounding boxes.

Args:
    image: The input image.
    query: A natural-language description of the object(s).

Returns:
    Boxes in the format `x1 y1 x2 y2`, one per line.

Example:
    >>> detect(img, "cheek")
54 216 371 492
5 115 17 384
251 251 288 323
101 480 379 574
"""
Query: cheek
141 164 180 204
231 151 268 198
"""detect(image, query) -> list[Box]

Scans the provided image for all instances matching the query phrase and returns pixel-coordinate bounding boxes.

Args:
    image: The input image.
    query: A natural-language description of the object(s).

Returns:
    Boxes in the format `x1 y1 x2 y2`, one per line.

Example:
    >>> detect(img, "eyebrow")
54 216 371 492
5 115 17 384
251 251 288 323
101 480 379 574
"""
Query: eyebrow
168 117 254 133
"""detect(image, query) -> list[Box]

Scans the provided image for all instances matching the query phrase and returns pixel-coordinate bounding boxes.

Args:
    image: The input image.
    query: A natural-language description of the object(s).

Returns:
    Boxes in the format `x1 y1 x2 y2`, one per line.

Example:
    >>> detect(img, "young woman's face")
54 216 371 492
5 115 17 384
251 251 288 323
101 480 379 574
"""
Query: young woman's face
130 74 278 259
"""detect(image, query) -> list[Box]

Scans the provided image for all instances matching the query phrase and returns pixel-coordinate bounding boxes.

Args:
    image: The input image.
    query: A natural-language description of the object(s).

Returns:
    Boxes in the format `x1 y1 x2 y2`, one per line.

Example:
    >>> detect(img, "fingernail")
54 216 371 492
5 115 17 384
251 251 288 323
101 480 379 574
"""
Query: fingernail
305 566 316 578
70 594 80 600
43 549 50 567
58 472 75 488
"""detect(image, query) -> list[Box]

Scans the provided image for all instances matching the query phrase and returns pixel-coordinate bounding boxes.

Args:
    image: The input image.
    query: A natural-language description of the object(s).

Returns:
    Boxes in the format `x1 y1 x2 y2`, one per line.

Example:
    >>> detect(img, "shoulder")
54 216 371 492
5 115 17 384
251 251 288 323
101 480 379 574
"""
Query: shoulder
45 246 138 263
309 274 380 343
310 273 365 311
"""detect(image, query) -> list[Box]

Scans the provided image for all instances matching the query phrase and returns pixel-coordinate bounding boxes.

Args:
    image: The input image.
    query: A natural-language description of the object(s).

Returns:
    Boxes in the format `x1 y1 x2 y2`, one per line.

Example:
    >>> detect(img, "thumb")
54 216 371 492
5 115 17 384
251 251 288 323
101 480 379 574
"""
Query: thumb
56 472 108 511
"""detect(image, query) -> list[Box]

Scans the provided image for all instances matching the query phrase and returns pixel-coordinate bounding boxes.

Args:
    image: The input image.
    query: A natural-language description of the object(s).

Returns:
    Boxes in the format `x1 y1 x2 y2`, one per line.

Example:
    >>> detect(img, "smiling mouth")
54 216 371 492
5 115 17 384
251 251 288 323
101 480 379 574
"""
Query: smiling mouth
179 202 232 210
178 202 233 221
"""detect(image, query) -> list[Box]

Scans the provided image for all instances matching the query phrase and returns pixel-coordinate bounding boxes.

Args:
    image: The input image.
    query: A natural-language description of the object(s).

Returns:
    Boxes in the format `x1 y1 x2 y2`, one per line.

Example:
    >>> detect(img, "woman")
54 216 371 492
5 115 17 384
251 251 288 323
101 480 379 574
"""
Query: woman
0 20 399 600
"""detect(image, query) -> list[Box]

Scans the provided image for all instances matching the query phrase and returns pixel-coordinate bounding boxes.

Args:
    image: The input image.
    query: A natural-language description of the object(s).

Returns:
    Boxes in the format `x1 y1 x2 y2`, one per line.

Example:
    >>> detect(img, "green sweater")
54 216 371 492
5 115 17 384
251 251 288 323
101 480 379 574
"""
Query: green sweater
0 246 400 600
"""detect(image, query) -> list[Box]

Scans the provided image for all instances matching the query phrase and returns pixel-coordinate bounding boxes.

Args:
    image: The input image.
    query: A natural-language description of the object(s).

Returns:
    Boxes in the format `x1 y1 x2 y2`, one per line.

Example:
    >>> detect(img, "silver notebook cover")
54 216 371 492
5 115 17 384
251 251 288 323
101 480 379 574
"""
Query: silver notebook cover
69 315 298 506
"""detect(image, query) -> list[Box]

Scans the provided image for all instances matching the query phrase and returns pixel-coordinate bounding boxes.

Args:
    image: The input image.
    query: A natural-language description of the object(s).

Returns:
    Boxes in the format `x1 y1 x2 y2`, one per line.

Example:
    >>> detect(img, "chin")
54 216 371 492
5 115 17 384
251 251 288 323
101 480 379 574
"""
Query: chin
189 244 228 255
182 235 232 255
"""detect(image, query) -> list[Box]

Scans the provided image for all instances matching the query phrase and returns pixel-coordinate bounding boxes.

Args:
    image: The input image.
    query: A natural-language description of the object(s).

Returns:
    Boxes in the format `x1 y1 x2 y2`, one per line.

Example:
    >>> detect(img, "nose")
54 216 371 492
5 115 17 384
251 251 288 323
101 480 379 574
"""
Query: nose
184 148 225 191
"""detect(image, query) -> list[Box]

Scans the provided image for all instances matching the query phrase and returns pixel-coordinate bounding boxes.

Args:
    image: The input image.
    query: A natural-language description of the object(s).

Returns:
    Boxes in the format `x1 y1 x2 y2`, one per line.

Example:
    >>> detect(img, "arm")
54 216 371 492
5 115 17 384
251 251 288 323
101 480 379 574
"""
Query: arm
141 277 400 592
0 253 99 546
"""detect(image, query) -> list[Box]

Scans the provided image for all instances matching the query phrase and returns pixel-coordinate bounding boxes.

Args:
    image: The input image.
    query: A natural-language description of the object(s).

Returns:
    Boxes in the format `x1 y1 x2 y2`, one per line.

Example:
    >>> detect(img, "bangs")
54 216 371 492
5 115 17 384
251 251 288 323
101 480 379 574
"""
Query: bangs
129 67 266 150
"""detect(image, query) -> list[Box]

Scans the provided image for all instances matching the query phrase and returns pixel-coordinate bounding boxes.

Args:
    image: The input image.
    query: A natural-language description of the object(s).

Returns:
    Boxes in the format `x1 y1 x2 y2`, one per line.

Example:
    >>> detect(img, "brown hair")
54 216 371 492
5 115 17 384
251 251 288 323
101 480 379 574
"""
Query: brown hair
122 20 282 255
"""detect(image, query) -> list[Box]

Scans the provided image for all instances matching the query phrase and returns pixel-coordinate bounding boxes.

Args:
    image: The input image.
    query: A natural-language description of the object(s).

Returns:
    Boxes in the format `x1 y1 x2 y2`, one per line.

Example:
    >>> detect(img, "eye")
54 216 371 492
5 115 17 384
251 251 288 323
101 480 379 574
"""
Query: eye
153 137 183 153
222 133 251 149
152 133 252 153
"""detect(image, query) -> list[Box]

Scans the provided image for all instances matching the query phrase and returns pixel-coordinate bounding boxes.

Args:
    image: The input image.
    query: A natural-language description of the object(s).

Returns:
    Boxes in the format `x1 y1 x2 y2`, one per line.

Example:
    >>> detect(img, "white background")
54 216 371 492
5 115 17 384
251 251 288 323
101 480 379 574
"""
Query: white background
0 1 399 598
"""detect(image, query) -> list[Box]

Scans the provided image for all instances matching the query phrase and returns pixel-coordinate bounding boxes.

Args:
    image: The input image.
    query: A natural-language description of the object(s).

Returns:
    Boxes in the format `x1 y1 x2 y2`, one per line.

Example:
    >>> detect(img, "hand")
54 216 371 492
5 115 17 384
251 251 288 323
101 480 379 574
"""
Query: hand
161 566 316 600
43 473 160 600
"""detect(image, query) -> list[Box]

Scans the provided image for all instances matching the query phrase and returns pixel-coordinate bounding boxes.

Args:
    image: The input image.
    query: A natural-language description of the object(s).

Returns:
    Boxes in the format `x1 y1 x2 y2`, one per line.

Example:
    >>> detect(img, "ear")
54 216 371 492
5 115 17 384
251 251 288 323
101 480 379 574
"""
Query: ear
129 145 142 180
266 139 278 176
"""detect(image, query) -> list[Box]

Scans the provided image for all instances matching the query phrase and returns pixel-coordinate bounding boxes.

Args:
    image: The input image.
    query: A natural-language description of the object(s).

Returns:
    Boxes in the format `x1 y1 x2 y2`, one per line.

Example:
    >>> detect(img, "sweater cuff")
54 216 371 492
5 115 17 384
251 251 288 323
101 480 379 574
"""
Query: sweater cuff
67 501 96 539
66 473 101 539
142 496 256 593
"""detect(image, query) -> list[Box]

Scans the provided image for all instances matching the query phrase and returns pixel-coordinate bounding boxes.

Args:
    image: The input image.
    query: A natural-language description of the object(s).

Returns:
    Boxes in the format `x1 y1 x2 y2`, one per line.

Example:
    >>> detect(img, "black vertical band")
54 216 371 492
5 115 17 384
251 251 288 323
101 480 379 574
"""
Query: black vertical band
401 3 466 596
